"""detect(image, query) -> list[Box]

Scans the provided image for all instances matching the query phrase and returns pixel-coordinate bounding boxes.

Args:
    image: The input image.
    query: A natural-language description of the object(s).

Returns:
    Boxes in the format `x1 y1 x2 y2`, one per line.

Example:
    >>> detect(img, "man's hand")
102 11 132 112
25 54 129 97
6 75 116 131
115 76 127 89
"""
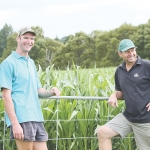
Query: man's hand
38 87 60 98
12 123 24 140
50 87 60 96
108 93 118 108
146 103 150 111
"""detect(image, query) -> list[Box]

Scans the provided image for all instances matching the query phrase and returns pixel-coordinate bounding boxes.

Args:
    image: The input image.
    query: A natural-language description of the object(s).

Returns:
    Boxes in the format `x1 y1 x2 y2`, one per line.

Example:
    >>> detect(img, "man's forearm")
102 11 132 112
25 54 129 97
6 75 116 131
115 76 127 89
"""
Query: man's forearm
38 88 53 98
2 95 19 126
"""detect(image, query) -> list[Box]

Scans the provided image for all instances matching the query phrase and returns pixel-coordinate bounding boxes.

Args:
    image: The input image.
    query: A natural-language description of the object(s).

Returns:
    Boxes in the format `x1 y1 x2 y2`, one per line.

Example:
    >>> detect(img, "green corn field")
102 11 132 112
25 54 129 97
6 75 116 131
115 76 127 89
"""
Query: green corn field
0 65 137 150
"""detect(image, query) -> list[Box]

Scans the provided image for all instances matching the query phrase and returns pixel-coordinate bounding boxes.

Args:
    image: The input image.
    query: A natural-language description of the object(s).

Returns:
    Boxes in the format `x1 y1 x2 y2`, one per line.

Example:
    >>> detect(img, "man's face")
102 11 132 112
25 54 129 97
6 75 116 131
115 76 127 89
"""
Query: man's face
17 32 35 54
118 48 137 64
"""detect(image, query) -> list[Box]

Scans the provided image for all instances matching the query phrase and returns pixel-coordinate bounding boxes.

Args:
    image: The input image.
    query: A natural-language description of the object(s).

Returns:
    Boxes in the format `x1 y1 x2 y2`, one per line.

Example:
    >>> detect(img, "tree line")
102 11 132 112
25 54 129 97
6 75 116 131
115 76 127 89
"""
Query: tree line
0 20 150 70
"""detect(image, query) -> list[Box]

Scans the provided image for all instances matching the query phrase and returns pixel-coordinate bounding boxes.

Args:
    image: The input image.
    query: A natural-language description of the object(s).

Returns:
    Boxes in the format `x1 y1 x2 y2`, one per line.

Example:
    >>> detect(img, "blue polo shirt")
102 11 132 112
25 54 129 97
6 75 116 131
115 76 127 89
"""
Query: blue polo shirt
0 51 44 127
115 56 150 123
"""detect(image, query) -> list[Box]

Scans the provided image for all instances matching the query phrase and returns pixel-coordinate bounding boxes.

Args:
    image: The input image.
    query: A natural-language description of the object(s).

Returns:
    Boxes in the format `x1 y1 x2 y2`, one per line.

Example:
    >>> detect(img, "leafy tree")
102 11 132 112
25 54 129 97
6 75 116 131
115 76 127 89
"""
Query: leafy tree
32 26 44 38
53 44 70 69
30 38 47 68
58 35 74 44
0 24 13 57
114 23 137 40
133 20 150 59
1 20 150 69
45 38 63 68
94 31 111 67
101 38 122 67
95 23 137 67
53 32 96 69
0 33 17 63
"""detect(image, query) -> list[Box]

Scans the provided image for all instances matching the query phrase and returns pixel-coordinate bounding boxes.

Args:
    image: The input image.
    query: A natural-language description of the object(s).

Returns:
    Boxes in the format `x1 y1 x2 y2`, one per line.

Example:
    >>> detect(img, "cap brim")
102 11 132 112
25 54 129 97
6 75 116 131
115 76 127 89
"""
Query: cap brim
120 46 136 52
22 31 36 36
17 31 36 37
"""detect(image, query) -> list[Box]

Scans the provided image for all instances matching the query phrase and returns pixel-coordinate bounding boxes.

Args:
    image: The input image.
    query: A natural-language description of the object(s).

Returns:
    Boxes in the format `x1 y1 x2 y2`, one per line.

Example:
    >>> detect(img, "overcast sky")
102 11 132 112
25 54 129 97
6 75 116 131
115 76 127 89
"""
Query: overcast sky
1 0 150 39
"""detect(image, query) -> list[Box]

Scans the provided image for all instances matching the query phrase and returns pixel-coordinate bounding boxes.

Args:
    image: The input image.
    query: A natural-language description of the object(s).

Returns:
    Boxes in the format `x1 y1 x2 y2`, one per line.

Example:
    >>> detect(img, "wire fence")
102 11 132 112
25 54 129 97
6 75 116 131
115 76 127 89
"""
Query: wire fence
0 96 136 150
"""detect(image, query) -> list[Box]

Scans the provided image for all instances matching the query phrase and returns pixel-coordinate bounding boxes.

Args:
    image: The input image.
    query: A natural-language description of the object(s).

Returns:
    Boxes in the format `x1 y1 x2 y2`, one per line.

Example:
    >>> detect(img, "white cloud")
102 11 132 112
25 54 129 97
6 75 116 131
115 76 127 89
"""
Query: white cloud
0 10 18 26
43 2 94 17
0 0 150 38
0 11 8 21
134 15 150 23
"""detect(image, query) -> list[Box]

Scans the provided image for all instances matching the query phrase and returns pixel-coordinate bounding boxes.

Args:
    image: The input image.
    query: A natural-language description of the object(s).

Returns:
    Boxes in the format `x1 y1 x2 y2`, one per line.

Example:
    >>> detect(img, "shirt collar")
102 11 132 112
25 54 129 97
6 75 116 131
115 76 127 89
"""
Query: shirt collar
12 51 30 59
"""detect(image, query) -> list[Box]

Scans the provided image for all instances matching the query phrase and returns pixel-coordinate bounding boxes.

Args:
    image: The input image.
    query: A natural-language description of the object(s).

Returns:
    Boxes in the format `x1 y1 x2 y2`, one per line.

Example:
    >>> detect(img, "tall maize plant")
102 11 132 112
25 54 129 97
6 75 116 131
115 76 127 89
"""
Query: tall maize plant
38 65 136 150
0 100 4 148
0 65 136 149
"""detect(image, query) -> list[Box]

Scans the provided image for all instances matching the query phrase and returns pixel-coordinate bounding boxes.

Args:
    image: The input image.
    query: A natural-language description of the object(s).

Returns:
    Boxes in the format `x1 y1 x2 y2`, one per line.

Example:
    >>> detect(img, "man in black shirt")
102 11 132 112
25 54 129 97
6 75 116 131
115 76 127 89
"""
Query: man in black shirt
97 39 150 150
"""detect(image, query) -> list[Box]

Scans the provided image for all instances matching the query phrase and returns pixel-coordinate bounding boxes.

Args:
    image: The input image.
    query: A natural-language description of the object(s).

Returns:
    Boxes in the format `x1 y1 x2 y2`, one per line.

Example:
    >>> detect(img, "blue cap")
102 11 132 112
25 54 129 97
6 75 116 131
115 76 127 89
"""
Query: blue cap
118 39 136 52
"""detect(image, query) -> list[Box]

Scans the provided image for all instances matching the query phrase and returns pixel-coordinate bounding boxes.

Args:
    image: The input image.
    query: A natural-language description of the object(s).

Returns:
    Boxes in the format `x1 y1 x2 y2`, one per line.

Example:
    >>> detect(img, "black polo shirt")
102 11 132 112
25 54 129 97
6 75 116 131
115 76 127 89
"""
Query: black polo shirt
115 56 150 123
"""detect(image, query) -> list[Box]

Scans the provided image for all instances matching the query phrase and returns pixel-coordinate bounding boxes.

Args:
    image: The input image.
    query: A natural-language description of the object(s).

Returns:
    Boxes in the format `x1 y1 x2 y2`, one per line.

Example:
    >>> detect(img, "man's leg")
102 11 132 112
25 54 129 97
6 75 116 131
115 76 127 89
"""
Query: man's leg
16 140 48 150
131 123 150 150
97 113 133 150
97 125 119 150
11 122 48 150
33 142 48 150
16 140 33 150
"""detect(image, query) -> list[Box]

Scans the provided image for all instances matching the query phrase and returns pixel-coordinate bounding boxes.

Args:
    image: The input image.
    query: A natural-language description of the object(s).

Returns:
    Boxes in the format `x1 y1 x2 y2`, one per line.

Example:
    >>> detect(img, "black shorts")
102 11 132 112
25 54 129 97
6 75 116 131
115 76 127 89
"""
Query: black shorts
10 122 48 142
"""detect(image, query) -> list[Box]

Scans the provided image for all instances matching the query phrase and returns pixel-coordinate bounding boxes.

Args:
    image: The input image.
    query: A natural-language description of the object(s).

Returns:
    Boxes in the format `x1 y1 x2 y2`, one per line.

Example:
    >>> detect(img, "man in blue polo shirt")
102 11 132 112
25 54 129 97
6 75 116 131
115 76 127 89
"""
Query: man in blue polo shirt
97 39 150 150
0 27 60 150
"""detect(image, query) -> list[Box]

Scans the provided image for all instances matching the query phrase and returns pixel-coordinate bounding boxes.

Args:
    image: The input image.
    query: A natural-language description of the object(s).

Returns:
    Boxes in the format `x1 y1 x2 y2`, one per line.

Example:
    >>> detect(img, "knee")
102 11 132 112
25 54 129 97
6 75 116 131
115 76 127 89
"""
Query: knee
97 125 108 139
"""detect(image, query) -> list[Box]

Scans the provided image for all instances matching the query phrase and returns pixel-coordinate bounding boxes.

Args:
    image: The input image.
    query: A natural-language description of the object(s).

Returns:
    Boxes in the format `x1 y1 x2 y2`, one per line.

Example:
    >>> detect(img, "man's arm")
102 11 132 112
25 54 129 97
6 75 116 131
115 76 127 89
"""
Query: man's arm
108 91 123 108
38 87 60 98
2 88 24 140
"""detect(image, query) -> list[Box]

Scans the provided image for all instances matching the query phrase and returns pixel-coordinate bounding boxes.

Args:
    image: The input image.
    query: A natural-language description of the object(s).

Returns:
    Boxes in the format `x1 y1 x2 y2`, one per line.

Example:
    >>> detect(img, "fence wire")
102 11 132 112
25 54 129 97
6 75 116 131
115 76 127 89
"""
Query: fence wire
0 96 136 150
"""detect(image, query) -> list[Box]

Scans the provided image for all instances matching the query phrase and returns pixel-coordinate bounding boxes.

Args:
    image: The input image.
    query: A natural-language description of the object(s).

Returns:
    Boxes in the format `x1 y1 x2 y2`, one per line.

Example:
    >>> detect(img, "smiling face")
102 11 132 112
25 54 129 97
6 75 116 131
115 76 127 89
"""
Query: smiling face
118 48 137 65
16 32 35 56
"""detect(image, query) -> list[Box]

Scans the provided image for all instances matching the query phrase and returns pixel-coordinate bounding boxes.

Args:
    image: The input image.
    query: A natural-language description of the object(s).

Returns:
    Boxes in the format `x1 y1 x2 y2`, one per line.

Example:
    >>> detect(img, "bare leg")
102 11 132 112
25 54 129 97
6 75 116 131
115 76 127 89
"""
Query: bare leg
97 125 119 150
16 140 33 150
33 142 48 150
